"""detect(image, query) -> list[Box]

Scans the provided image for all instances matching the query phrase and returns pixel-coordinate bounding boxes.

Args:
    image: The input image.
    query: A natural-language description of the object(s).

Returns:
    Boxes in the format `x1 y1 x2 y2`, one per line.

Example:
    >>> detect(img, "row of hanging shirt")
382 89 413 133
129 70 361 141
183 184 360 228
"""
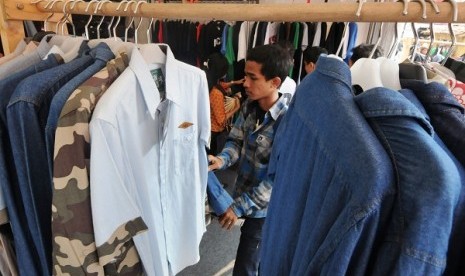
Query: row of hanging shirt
79 17 359 82
0 35 210 276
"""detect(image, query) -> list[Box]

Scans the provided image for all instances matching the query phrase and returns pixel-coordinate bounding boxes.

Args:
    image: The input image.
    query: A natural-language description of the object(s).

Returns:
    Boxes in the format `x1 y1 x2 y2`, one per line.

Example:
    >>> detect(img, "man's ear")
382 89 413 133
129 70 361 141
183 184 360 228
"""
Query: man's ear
271 76 282 89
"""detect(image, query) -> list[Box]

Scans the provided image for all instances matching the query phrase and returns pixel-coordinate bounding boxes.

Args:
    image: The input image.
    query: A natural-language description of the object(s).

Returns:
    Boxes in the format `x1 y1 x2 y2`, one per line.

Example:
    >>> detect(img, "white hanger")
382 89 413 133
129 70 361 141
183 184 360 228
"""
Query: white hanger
350 1 384 91
378 57 402 90
351 58 383 91
139 43 167 65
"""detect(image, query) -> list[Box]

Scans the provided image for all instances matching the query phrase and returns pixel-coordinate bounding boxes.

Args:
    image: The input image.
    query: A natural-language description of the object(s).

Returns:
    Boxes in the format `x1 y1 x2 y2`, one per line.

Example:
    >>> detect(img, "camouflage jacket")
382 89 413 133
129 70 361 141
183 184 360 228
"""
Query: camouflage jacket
52 51 146 275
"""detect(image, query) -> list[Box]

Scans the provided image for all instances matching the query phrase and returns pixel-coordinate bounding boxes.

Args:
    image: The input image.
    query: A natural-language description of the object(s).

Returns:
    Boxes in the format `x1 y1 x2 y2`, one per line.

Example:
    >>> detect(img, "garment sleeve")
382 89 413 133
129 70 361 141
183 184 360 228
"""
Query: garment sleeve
216 105 246 169
206 171 234 216
198 70 211 147
231 177 273 217
89 118 148 266
210 88 227 129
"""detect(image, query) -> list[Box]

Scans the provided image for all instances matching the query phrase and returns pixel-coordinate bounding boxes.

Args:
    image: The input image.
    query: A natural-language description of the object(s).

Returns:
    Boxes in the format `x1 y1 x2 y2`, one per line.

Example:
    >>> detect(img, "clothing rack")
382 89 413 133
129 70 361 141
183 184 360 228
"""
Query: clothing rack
1 0 465 54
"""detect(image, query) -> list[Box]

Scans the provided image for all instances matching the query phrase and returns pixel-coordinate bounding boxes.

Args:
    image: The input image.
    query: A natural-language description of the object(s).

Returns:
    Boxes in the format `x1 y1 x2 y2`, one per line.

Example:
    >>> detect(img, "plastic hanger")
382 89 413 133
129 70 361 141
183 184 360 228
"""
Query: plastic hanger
139 43 167 65
350 0 384 91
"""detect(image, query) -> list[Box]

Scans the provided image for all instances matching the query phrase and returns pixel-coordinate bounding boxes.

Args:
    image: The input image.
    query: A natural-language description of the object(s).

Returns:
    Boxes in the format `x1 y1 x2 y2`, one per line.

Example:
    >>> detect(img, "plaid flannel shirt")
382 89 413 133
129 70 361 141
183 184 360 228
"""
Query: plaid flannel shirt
217 95 289 218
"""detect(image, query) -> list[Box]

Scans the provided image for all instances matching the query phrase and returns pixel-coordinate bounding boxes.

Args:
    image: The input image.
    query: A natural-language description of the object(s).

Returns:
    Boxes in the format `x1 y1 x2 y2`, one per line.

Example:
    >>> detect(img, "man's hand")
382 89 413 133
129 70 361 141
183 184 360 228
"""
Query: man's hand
219 207 238 230
208 155 223 171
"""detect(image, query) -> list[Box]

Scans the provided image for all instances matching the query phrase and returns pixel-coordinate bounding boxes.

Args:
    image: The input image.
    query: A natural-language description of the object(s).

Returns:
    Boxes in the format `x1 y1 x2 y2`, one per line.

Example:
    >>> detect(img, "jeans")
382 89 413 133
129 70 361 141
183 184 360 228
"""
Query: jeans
233 217 265 276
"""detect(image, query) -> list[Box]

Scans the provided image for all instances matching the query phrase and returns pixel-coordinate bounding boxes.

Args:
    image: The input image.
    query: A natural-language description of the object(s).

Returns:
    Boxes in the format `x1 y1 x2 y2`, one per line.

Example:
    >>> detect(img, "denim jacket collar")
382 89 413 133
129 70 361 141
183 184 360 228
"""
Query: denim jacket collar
87 42 114 63
401 79 465 114
356 87 434 135
315 55 352 89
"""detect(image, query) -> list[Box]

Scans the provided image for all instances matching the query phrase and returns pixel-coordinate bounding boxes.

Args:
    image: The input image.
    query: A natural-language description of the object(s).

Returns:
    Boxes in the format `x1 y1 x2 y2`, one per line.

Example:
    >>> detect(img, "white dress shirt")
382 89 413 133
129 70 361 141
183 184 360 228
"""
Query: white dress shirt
90 44 210 276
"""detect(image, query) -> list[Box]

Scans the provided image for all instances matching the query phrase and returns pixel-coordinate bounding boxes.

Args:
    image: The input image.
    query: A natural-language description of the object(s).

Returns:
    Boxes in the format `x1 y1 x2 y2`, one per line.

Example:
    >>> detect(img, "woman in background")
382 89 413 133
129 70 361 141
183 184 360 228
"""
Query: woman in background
203 52 242 155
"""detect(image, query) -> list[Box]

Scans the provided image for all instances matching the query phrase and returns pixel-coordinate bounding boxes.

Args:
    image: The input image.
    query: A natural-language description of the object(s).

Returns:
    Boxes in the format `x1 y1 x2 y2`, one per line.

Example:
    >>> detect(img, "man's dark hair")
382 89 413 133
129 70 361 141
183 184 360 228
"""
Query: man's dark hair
275 40 295 60
303 46 328 64
202 52 229 91
246 44 293 85
350 44 383 64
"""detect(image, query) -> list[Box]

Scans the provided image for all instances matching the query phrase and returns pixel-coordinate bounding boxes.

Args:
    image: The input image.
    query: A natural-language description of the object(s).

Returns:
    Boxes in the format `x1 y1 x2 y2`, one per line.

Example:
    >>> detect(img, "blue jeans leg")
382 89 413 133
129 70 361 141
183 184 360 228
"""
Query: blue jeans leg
233 217 265 276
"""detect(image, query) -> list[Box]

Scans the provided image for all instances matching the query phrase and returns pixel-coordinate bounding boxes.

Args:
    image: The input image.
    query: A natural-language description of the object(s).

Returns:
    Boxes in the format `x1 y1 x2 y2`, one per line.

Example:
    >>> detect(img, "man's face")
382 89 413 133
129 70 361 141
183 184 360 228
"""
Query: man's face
243 61 278 101
304 62 316 74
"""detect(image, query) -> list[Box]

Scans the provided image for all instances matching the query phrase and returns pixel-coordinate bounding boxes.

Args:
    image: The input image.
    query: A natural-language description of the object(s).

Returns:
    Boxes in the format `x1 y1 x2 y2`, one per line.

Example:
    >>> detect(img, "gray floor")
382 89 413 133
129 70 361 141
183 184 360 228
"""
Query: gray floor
178 169 242 276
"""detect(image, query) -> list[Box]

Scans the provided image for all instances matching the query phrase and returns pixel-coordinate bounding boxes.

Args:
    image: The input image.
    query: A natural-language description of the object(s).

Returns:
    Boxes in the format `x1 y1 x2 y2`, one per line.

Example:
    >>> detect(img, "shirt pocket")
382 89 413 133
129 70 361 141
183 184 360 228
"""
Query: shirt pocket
255 133 272 165
172 128 196 176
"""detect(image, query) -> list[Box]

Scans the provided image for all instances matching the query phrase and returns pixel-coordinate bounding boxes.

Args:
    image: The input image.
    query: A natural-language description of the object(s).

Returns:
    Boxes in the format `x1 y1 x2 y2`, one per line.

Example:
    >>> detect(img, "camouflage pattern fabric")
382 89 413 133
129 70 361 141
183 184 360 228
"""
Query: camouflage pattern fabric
52 52 147 275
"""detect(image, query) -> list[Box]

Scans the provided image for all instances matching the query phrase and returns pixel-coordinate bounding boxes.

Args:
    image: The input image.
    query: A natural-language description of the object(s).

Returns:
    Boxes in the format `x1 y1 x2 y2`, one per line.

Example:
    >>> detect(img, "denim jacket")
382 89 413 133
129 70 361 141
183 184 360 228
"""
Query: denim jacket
355 87 461 275
0 54 62 276
261 56 395 275
399 88 465 276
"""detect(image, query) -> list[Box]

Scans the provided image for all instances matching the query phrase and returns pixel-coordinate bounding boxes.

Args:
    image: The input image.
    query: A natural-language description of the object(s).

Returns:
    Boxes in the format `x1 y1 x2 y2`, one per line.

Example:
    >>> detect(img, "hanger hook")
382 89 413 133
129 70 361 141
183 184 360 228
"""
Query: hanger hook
55 0 69 34
425 22 435 63
124 0 137 42
59 0 76 36
147 17 155 44
112 0 128 39
134 1 146 44
368 22 383 59
97 0 113 38
44 0 62 32
410 22 420 62
84 0 99 39
355 0 364 17
405 0 427 19
442 0 457 64
387 23 399 58
397 0 409 16
425 0 440 14
94 0 107 39
444 0 458 22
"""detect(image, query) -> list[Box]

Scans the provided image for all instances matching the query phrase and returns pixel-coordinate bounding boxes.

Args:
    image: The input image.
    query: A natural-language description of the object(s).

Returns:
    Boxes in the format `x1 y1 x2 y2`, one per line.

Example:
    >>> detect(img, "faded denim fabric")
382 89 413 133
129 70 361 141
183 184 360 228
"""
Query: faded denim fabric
400 79 465 168
399 89 465 276
45 43 114 175
6 47 95 276
207 171 233 216
355 87 461 275
261 56 395 276
0 54 62 276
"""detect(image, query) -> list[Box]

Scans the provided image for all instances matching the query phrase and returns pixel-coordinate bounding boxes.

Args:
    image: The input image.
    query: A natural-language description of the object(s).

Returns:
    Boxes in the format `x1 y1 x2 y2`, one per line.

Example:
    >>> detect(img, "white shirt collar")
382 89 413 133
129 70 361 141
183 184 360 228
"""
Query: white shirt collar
129 44 182 119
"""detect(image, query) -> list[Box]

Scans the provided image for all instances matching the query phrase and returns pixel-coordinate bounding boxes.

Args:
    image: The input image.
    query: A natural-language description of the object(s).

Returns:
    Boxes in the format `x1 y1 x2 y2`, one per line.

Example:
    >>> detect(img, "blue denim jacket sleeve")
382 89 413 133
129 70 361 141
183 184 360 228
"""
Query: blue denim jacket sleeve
206 171 233 215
